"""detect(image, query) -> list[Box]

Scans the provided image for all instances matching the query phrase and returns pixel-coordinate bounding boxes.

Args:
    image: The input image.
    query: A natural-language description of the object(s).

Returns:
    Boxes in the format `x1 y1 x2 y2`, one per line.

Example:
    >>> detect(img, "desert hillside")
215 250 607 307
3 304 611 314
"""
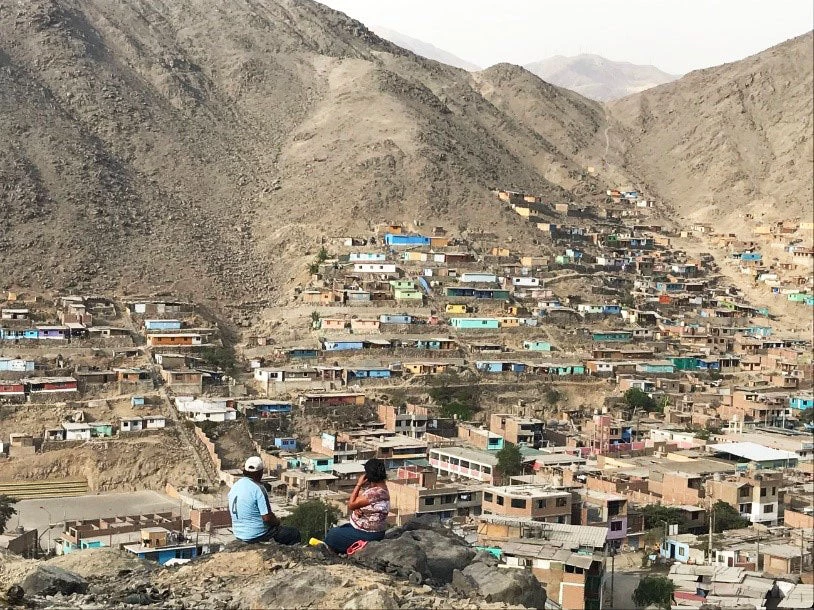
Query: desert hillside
610 31 814 227
0 0 608 309
525 54 678 101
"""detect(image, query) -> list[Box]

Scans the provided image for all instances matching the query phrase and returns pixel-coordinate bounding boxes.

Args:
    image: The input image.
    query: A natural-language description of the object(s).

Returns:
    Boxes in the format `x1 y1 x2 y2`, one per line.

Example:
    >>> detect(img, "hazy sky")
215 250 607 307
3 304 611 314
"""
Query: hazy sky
320 0 813 74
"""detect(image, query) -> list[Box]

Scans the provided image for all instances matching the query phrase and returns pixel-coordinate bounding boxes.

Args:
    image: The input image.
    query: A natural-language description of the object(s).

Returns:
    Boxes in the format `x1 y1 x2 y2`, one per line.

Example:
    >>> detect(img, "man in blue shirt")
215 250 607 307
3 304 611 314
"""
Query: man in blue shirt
228 456 301 545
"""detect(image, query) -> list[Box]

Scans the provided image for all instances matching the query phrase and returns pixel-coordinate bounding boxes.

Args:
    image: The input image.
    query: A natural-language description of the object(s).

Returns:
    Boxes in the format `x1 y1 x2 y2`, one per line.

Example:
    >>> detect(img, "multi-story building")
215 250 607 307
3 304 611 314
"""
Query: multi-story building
481 485 571 523
387 466 482 522
429 446 500 484
377 403 429 439
706 470 784 526
573 490 634 550
457 424 504 451
489 413 545 446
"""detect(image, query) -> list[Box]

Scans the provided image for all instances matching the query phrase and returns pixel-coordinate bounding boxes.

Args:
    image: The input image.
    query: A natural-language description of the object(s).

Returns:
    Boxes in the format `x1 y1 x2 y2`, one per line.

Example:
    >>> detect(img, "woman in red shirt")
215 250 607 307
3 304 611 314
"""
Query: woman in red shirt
324 458 390 554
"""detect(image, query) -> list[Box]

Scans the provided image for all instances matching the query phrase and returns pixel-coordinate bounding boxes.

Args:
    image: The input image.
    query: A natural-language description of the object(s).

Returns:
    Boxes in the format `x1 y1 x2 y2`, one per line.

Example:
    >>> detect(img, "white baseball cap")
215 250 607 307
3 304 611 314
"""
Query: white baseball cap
244 456 264 472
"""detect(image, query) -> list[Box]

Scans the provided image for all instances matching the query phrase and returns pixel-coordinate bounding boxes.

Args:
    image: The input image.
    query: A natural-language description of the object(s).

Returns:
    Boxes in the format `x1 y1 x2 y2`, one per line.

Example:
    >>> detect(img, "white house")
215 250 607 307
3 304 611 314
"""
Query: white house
459 272 497 284
175 398 236 422
62 422 92 441
144 416 167 429
352 263 398 275
119 417 144 432
512 277 541 287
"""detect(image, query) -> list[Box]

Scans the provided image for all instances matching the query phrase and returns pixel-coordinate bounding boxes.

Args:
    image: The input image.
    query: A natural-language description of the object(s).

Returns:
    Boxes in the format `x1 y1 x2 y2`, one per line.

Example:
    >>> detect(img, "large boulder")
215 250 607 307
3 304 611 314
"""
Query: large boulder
352 536 429 583
452 555 547 609
20 565 89 597
401 529 475 584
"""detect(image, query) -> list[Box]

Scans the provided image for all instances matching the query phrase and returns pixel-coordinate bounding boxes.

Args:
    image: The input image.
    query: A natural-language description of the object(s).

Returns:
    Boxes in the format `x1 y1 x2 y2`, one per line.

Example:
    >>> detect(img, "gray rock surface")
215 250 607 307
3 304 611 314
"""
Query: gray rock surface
453 556 547 609
353 536 429 583
20 565 89 597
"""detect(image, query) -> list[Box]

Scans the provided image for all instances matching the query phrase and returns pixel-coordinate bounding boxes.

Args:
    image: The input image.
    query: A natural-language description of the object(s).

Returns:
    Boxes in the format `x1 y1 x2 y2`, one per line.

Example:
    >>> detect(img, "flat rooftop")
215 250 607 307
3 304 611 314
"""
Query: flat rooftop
431 445 499 466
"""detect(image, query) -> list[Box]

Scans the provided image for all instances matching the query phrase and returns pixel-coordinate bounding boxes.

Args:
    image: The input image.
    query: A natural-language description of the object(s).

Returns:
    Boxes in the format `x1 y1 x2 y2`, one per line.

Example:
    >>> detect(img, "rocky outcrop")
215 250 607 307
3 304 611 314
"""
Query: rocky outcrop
3 522 543 609
452 552 547 609
355 520 476 585
21 565 89 597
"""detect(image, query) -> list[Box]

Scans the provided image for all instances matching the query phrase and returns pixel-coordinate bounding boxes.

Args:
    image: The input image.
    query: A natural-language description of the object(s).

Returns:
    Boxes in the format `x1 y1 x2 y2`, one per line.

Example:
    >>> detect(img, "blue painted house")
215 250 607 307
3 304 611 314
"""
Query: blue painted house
287 347 319 359
144 319 182 331
322 340 364 351
476 361 527 373
274 437 298 451
380 314 413 324
384 233 431 247
790 394 814 411
345 366 392 381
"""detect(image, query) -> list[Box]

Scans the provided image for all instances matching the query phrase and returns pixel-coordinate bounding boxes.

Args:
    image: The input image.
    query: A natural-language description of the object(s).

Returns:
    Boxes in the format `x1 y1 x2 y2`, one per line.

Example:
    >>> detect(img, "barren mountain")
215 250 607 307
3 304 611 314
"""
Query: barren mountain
610 32 814 226
373 26 480 71
525 54 678 101
0 0 608 307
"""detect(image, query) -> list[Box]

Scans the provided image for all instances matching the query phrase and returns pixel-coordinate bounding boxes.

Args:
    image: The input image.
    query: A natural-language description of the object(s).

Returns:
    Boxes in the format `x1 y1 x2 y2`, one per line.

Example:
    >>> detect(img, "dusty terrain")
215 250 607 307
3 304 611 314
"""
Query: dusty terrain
0 0 609 313
0 2 809 314
611 32 814 227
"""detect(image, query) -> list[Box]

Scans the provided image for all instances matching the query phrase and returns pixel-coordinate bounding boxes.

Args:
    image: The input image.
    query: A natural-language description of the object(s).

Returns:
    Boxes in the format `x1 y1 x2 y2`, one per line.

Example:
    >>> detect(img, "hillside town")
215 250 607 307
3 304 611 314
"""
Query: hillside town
1 186 812 610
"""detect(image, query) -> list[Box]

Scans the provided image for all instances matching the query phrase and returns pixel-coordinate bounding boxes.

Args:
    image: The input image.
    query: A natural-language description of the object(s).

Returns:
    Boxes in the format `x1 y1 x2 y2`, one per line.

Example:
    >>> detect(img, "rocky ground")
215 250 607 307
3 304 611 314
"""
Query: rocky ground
1 521 546 610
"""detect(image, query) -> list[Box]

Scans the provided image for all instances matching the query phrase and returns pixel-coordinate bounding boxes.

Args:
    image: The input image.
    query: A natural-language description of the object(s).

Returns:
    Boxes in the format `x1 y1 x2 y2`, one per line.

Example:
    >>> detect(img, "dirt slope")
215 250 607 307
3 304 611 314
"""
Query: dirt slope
610 32 814 227
0 0 607 310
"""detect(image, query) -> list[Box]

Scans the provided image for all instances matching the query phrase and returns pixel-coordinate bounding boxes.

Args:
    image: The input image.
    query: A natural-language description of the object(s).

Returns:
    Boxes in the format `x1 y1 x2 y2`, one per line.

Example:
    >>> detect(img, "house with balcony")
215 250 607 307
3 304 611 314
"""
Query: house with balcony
429 446 500 484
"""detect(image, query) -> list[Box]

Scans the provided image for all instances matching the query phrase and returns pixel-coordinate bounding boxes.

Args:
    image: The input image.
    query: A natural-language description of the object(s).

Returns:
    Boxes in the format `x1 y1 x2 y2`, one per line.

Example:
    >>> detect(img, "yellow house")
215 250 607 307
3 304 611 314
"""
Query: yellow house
446 303 469 314
498 317 521 328
520 255 548 267
514 206 532 218
491 247 511 257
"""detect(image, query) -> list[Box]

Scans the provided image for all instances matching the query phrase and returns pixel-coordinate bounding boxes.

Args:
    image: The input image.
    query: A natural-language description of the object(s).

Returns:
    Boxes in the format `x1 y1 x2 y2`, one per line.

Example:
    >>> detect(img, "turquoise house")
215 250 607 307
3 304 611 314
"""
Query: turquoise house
591 331 632 342
450 318 500 329
301 454 334 472
636 362 676 374
670 356 700 371
523 340 552 351
91 422 114 437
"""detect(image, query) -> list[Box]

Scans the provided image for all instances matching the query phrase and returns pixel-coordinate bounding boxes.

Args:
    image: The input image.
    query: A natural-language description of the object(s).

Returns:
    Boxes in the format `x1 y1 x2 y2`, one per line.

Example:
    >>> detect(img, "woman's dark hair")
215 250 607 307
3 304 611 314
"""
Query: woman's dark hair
364 458 387 482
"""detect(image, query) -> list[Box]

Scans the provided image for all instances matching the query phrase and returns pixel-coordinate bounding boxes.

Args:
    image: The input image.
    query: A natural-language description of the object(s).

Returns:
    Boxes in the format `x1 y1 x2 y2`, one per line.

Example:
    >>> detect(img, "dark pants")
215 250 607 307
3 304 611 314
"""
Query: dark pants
324 523 385 554
244 524 301 545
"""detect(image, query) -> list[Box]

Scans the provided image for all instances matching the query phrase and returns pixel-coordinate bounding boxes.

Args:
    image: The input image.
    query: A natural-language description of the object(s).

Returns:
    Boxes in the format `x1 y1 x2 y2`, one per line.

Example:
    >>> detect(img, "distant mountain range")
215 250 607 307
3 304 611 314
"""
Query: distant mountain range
368 29 677 101
372 26 480 71
524 54 679 101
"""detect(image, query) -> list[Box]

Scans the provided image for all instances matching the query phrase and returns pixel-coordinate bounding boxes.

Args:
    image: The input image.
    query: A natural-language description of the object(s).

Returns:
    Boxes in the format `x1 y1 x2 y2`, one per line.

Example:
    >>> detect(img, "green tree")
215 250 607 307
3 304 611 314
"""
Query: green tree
0 495 18 532
712 500 749 533
623 388 659 412
496 442 523 478
427 372 481 408
639 504 683 531
316 247 329 263
800 408 814 425
544 388 562 405
440 402 472 421
633 575 676 609
283 499 339 541
199 346 238 375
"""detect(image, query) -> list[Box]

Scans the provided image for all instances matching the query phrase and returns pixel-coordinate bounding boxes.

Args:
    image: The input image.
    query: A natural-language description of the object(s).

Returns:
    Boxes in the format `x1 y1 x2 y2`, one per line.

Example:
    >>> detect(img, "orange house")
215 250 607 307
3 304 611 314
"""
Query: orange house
146 333 202 347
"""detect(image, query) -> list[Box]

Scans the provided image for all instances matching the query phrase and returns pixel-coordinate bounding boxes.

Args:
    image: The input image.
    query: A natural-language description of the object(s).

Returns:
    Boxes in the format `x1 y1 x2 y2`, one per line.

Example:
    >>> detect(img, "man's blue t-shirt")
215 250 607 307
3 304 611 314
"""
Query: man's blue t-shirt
227 477 270 541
